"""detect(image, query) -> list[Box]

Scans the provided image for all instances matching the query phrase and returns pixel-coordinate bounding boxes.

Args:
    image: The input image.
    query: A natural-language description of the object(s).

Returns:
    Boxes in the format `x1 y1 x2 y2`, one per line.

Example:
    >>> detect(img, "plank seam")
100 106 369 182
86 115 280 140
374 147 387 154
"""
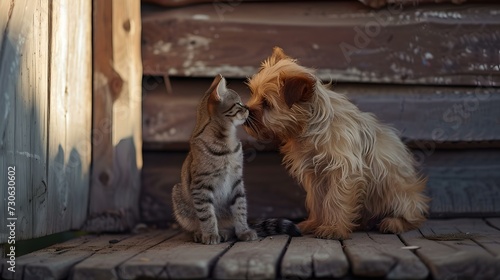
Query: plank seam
275 236 292 280
339 239 352 277
485 218 500 231
208 240 236 279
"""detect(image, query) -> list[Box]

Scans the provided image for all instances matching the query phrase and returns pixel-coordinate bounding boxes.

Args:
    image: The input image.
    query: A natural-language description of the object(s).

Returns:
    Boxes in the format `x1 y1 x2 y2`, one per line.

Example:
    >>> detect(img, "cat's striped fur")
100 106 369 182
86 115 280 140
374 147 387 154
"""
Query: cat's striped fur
172 75 301 245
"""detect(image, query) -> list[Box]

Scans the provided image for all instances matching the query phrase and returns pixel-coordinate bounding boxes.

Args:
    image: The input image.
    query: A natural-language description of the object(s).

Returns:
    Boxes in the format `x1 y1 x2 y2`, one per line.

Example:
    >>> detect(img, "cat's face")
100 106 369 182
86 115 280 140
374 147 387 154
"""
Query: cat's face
209 76 249 126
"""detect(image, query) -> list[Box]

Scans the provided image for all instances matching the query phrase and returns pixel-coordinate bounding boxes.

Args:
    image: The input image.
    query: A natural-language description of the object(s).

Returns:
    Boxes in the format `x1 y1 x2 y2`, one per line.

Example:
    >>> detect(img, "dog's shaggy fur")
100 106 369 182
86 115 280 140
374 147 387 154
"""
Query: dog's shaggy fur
244 47 429 239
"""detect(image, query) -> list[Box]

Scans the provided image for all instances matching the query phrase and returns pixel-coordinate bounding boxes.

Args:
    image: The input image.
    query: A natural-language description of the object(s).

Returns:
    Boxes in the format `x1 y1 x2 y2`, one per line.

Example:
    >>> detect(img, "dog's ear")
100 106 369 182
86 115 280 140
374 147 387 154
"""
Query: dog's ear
265 46 290 67
272 47 288 61
281 74 315 109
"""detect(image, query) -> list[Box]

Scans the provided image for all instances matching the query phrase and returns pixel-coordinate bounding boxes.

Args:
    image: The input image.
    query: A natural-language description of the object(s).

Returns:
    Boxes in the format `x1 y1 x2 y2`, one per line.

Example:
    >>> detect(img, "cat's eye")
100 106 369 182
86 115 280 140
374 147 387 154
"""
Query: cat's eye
236 102 248 109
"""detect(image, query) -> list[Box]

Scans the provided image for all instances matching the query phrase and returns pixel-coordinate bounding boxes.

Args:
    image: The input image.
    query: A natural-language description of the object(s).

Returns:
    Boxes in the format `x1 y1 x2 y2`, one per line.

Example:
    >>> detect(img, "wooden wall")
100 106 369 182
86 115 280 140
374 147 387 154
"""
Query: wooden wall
0 0 92 242
0 0 143 242
139 0 500 224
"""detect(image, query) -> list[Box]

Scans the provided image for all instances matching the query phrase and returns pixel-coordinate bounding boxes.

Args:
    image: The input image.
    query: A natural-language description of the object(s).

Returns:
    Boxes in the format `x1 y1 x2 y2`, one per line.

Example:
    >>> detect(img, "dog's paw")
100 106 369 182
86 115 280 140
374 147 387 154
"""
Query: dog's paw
237 229 258 241
378 217 418 234
314 226 351 240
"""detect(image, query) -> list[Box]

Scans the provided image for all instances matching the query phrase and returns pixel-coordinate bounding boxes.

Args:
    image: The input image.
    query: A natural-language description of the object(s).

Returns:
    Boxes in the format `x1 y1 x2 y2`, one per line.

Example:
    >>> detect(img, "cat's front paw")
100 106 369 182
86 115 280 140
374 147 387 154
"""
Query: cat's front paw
237 229 258 241
202 233 221 245
219 229 235 242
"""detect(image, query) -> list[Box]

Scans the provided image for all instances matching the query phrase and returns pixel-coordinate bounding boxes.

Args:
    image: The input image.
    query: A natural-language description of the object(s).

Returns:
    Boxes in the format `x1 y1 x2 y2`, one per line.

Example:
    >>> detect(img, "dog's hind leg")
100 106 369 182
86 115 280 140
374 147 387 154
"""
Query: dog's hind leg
378 178 429 234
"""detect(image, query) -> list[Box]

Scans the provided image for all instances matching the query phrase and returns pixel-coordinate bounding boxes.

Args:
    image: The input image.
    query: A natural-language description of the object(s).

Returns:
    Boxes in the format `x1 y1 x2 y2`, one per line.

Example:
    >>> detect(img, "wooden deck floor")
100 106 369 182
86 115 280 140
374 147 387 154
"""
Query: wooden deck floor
2 219 500 280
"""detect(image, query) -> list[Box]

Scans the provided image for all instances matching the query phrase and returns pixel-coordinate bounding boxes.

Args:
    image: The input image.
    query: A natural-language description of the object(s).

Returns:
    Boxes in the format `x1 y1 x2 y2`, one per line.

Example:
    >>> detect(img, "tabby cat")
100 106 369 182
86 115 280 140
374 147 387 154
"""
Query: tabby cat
172 75 300 245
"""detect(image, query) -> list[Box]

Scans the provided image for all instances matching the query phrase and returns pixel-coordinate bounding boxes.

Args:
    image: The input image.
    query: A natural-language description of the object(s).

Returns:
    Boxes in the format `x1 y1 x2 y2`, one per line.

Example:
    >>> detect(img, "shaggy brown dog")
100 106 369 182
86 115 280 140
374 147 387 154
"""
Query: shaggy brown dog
244 47 429 239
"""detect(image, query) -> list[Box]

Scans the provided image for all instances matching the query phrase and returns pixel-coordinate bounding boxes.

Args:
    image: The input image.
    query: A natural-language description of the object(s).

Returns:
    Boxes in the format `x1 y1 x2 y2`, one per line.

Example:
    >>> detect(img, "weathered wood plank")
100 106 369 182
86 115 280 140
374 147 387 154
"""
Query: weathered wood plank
72 230 176 280
0 0 49 242
344 231 428 279
423 149 500 218
399 219 500 280
359 0 496 8
117 232 229 279
141 149 500 226
281 235 348 279
86 0 143 232
142 2 500 86
142 0 495 9
21 234 130 280
214 235 289 280
2 235 97 280
486 218 500 231
30 0 50 239
448 219 500 257
143 78 500 150
47 0 92 236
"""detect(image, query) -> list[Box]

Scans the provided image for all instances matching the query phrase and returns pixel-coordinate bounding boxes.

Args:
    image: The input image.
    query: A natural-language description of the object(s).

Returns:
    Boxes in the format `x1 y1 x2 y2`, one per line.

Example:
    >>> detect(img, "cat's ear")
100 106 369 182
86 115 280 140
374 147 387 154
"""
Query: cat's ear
207 74 223 96
214 76 228 102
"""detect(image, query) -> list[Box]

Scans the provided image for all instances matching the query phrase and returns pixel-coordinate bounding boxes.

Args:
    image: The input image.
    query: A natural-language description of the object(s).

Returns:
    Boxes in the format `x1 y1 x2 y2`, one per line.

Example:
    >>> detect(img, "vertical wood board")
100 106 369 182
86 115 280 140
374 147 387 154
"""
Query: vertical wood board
86 0 142 233
47 0 92 235
0 0 49 242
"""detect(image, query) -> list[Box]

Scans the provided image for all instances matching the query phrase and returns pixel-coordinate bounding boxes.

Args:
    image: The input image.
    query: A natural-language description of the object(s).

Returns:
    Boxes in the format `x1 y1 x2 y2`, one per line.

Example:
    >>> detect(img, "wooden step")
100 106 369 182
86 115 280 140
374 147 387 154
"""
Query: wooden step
5 219 500 279
141 149 500 226
141 1 500 86
142 77 500 150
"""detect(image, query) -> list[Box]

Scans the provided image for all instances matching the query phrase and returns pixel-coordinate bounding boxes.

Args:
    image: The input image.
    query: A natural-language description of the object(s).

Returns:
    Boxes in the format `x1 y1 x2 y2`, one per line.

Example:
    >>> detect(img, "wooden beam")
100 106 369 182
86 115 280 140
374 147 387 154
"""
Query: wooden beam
141 1 500 86
86 0 143 232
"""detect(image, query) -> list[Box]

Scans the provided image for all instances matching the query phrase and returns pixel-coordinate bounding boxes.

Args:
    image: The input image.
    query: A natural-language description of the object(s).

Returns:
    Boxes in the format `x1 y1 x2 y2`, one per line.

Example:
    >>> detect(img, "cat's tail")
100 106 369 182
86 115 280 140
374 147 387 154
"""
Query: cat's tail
251 218 301 237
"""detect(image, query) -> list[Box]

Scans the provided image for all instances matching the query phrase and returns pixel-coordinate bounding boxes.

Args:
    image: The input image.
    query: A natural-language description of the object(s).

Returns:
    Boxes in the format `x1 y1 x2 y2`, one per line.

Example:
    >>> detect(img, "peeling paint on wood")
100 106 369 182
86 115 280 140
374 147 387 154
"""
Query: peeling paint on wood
142 2 500 86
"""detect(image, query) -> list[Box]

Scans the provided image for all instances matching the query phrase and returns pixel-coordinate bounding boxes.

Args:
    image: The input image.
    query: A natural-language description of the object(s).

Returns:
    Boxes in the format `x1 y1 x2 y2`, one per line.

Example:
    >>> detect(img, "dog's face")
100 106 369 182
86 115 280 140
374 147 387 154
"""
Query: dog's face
244 47 316 142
